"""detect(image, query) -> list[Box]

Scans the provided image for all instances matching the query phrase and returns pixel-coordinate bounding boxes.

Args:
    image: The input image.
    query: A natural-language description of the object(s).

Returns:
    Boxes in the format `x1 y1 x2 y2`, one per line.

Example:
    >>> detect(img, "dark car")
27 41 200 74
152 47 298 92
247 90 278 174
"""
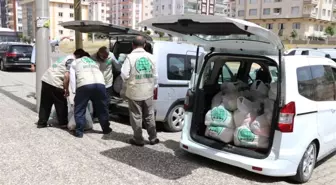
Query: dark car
0 42 33 71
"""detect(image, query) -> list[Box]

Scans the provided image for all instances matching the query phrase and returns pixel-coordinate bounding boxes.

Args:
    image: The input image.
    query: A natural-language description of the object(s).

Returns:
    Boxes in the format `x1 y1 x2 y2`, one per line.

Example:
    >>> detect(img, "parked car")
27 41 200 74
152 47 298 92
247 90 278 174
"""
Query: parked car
316 48 336 62
61 20 204 132
141 14 336 183
0 42 33 71
285 48 331 58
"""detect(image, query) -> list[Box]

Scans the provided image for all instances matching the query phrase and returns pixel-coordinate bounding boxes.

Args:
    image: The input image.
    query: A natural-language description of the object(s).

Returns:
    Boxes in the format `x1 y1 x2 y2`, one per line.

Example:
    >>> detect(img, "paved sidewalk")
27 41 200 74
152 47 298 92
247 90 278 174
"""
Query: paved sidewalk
0 68 335 185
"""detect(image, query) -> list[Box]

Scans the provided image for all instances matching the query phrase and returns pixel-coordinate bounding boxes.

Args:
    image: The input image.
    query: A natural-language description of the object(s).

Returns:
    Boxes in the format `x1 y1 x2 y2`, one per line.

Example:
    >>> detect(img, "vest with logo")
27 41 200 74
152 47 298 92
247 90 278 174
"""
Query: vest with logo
99 52 116 88
125 48 156 101
41 55 75 89
75 56 105 88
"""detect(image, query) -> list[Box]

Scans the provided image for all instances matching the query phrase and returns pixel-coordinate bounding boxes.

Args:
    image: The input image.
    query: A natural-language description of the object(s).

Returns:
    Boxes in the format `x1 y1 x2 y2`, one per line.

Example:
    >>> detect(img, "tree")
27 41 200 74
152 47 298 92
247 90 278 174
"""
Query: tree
158 31 164 38
325 26 335 36
145 30 151 35
289 30 298 44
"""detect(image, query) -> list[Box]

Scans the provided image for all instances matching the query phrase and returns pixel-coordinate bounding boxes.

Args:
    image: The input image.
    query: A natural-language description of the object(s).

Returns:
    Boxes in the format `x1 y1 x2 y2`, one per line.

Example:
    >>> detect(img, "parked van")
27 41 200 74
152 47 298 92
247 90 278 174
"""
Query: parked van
61 21 203 132
141 14 336 183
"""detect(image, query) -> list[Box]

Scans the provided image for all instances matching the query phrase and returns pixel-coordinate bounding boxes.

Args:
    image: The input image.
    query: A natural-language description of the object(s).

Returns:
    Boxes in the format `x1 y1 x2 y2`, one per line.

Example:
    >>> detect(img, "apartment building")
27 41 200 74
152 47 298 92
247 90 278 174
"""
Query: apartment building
0 0 6 27
21 0 89 41
89 0 109 22
4 0 23 31
236 0 336 39
142 0 154 21
108 0 143 30
153 0 234 17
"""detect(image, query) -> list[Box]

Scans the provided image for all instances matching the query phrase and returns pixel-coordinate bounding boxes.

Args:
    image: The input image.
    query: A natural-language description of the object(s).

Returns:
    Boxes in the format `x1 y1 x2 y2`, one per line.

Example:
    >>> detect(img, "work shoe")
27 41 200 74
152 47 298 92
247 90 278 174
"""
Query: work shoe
37 124 47 128
73 131 83 138
149 138 160 145
128 138 145 147
103 127 113 135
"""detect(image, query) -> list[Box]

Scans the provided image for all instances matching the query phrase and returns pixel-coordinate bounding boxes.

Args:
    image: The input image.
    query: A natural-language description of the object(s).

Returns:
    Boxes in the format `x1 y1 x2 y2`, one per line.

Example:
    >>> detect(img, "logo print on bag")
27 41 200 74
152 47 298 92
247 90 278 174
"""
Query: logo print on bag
135 57 153 79
237 127 255 142
210 106 227 122
209 126 224 135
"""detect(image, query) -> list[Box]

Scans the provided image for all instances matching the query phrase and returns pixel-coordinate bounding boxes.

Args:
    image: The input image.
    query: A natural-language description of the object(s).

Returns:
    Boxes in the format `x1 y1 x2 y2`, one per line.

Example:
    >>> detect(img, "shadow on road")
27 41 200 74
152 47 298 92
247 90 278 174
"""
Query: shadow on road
100 134 287 183
0 85 36 112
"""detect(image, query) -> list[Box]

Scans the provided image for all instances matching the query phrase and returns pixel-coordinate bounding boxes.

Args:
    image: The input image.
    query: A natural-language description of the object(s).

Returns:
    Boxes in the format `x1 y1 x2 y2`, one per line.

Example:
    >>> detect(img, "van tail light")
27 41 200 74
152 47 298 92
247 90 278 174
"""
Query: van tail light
278 101 295 133
153 87 158 100
184 89 194 111
6 52 16 57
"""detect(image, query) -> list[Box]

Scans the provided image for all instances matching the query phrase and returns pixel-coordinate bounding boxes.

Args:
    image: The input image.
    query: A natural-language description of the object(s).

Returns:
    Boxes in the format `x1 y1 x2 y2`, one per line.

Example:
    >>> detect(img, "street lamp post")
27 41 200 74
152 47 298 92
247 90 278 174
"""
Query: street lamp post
35 0 50 112
74 0 83 49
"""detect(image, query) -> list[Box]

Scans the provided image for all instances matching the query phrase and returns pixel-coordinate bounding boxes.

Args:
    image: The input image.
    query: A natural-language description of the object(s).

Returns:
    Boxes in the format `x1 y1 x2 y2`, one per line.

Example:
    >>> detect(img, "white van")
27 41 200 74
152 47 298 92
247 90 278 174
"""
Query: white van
61 21 203 132
141 15 336 183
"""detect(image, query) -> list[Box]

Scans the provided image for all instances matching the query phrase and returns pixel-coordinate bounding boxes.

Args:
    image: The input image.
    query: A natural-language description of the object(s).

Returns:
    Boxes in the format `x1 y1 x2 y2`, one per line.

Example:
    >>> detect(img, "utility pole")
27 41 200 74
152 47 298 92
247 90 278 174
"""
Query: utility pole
74 0 83 49
35 0 50 112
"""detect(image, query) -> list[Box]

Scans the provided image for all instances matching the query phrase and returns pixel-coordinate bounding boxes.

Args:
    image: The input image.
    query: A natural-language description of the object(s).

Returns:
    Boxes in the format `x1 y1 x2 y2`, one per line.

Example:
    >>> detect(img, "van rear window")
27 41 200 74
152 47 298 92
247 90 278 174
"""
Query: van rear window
167 54 195 81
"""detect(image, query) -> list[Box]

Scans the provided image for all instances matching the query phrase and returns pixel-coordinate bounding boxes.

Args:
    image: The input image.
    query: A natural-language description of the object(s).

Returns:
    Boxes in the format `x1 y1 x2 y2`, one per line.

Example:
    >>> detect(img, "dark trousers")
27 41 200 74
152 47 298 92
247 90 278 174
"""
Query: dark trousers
92 86 112 118
74 84 110 135
37 81 68 126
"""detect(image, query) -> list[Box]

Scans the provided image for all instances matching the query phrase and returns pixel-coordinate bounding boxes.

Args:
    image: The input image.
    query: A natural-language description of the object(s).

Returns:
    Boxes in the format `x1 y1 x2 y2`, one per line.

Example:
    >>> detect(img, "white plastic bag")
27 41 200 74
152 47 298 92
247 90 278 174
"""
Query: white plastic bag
233 125 269 149
250 114 271 137
113 76 123 94
250 80 269 98
268 82 277 100
205 126 235 143
234 80 249 92
221 82 237 93
263 99 274 122
204 105 234 128
237 96 254 113
211 92 223 108
67 106 93 131
222 93 239 111
233 110 252 127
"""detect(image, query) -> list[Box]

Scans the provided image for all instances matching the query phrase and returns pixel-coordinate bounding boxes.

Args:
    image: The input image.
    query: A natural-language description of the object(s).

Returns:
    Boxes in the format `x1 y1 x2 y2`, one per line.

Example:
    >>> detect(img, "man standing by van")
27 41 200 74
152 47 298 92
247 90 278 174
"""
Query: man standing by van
64 54 112 138
121 36 159 146
36 49 86 128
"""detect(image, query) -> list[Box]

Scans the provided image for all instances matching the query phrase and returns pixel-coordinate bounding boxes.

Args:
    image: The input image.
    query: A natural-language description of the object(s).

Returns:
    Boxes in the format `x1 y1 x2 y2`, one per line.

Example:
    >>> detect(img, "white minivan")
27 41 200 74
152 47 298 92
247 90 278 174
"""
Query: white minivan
61 21 203 132
141 15 336 183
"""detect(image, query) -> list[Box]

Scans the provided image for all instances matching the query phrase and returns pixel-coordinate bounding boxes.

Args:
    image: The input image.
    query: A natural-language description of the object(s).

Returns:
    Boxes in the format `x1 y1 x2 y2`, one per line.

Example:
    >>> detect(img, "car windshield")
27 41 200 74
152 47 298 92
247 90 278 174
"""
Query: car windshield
11 45 33 53
194 34 270 43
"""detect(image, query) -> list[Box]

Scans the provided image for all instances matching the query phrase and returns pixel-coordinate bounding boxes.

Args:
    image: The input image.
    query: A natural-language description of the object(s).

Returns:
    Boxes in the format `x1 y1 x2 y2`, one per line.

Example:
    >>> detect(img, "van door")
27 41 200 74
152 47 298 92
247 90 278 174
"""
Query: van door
312 65 336 152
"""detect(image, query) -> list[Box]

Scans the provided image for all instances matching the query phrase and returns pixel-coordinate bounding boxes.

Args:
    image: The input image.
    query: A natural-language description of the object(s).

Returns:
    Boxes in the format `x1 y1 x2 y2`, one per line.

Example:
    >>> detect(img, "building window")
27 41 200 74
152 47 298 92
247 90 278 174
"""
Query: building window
249 9 257 16
320 25 324 31
58 4 63 8
59 30 63 35
278 23 285 29
18 26 22 31
162 5 165 10
263 8 270 15
70 5 74 9
238 10 245 16
274 0 282 2
314 24 319 31
291 6 299 15
273 8 282 15
101 9 104 13
249 0 257 4
266 23 273 30
323 9 326 16
239 0 244 4
328 10 331 16
58 12 63 17
70 13 74 18
292 22 301 29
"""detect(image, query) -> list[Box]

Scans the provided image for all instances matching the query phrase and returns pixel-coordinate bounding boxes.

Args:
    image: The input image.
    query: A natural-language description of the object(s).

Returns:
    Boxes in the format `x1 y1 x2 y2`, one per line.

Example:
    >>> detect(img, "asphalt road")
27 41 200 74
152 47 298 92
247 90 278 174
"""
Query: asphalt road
0 55 335 185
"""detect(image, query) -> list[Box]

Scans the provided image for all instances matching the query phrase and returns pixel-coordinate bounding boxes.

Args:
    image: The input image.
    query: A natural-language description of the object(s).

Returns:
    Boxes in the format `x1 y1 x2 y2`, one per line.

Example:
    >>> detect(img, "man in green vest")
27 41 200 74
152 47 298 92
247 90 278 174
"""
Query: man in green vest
121 36 159 146
91 46 121 120
36 49 87 128
64 54 112 138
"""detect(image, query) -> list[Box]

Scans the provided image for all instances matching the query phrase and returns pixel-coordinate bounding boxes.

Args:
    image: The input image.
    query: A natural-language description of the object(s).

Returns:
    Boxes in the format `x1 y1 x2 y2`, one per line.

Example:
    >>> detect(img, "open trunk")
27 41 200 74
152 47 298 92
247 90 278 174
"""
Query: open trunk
189 54 279 159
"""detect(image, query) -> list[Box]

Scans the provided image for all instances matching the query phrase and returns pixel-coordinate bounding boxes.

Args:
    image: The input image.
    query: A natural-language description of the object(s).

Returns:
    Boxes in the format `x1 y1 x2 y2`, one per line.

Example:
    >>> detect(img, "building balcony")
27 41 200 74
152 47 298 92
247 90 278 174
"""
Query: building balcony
185 8 197 13
303 0 318 5
302 12 317 18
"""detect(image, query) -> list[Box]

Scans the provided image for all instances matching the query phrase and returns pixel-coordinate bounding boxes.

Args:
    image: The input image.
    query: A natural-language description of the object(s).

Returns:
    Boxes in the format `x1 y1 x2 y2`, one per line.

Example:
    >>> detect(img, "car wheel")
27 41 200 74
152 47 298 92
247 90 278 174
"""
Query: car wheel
292 142 317 183
164 104 185 132
0 60 6 71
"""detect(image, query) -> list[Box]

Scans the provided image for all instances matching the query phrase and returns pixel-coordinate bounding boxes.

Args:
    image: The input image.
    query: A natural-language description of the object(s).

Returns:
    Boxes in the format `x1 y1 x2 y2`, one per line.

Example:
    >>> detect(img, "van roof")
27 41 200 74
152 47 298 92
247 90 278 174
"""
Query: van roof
283 55 335 67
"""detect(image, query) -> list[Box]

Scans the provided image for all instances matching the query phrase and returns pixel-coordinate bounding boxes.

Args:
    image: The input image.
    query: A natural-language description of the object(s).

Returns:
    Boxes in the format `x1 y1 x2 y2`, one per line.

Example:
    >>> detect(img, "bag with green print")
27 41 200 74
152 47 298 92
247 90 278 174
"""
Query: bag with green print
204 105 234 128
205 125 235 143
233 125 269 149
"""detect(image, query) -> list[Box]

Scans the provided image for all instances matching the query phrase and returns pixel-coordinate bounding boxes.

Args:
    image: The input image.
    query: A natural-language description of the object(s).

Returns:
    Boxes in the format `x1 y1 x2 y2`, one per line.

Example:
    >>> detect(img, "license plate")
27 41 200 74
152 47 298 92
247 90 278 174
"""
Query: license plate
19 58 29 61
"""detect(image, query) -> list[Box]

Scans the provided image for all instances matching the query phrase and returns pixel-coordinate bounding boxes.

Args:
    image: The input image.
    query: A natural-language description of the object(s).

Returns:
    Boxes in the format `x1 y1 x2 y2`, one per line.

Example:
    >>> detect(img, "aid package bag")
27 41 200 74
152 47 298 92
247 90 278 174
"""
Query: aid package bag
250 114 271 138
268 82 277 100
211 92 223 108
205 105 234 129
205 125 235 143
233 125 269 149
67 100 93 131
